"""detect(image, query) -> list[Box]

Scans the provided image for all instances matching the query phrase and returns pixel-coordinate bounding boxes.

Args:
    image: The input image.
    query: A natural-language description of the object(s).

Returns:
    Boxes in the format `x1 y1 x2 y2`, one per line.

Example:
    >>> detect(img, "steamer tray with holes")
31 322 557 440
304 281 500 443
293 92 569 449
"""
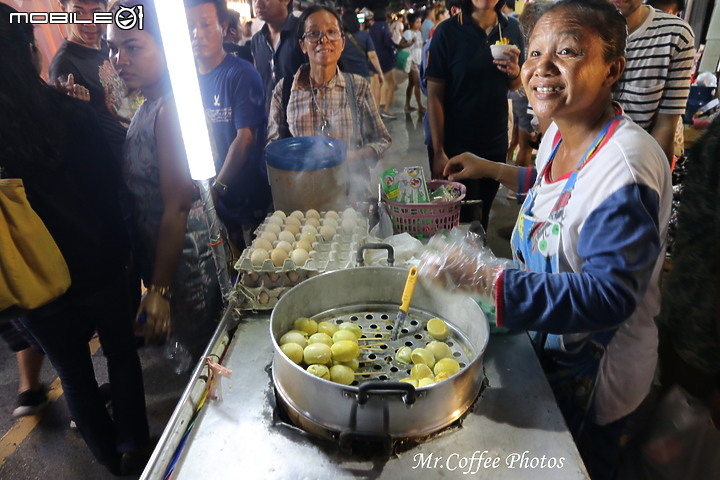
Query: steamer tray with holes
307 305 474 385
270 266 489 438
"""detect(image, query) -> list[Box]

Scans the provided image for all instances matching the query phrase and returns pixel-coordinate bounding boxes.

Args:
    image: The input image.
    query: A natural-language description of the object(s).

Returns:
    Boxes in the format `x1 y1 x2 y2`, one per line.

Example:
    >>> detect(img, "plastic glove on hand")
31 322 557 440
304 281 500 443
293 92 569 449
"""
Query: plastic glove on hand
418 229 511 306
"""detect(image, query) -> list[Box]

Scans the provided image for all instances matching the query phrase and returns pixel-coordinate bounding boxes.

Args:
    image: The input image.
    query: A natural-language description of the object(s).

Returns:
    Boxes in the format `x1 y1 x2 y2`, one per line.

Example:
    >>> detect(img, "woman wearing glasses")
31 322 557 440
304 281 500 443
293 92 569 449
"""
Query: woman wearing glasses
266 5 391 202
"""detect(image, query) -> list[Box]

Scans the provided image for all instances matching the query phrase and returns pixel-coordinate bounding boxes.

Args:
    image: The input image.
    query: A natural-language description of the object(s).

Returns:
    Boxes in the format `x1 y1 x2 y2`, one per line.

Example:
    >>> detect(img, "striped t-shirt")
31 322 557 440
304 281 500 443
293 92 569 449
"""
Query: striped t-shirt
614 7 695 131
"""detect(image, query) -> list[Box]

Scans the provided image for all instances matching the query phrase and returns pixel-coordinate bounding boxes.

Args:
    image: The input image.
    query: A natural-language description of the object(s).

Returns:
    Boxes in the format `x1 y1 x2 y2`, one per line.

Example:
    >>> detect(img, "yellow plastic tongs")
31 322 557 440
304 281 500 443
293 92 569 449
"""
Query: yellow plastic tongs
391 267 419 341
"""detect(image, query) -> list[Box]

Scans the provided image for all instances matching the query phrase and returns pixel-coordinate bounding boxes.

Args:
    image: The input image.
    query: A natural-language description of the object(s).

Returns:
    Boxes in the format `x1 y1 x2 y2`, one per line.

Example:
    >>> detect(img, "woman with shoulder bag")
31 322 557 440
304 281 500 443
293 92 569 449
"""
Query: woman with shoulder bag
339 10 384 87
0 5 150 475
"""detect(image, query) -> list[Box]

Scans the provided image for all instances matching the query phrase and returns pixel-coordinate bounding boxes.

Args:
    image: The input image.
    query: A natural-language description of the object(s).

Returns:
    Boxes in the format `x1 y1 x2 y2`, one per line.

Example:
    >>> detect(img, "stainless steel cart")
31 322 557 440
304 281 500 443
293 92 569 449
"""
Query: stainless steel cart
141 305 589 479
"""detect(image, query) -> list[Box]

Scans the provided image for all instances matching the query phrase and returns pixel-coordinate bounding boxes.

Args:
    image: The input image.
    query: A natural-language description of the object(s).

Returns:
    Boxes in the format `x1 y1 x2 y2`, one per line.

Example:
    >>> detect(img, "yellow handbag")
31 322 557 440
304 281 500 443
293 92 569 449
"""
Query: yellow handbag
0 178 71 313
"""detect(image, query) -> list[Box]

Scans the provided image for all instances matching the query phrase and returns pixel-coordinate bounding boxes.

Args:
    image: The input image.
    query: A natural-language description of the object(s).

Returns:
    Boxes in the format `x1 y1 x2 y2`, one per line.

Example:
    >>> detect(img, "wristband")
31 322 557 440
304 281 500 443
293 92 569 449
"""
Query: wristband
212 178 228 197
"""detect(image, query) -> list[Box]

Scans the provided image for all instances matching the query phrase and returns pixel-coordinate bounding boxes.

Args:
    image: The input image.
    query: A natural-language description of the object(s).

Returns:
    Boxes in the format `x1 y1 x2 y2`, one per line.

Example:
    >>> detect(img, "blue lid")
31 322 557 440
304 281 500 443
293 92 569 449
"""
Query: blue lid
266 136 347 172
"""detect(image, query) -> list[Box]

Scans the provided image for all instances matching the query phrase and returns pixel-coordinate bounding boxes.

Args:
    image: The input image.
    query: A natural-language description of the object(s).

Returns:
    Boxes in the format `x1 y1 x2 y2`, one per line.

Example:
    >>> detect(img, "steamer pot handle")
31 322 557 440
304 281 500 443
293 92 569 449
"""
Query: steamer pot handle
356 243 395 266
356 381 416 405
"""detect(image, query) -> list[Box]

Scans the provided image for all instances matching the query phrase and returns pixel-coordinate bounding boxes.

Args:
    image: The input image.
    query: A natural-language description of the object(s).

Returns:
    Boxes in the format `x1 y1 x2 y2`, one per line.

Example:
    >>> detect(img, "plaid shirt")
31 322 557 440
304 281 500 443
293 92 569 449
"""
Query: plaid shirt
267 64 391 160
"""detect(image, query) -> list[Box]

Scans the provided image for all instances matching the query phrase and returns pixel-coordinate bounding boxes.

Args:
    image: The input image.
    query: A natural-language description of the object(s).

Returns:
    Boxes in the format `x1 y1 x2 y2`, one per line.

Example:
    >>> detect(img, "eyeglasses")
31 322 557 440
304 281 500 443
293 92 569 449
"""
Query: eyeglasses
302 29 343 43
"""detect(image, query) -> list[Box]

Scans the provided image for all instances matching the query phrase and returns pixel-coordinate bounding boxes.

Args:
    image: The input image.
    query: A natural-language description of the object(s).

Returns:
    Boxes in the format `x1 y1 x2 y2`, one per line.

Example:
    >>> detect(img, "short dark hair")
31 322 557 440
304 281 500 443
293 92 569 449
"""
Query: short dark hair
518 0 553 42
648 0 685 13
406 13 418 25
183 0 228 23
226 8 240 31
535 0 626 62
297 5 343 41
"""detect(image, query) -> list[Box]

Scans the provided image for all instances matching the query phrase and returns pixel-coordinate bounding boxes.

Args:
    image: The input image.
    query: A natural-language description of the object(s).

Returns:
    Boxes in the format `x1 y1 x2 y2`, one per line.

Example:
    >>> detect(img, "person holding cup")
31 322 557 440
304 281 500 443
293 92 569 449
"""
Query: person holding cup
426 0 523 231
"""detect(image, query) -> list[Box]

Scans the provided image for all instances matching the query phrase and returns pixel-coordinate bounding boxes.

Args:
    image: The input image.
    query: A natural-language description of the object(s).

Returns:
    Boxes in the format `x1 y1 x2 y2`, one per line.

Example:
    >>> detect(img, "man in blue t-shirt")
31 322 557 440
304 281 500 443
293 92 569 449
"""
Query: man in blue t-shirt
186 0 271 250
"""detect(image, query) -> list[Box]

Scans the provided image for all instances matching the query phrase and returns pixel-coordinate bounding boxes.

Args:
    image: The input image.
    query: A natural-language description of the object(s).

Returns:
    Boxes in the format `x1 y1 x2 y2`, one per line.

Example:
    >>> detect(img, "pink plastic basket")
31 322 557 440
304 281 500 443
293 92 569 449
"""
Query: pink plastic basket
384 180 466 238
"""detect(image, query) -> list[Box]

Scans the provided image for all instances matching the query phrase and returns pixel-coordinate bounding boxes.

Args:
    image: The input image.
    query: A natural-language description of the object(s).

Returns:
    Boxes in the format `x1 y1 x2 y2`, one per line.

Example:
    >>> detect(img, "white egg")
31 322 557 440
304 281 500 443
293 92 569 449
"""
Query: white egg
253 238 273 251
251 248 269 267
267 216 283 226
243 272 259 287
342 208 357 220
305 209 320 219
323 217 338 229
276 240 293 253
290 210 304 220
264 223 281 234
278 230 296 244
319 225 336 241
305 217 321 228
285 216 301 227
296 239 313 252
260 231 277 243
291 248 310 266
270 248 288 266
284 224 300 235
258 291 270 304
324 210 339 220
272 210 287 220
299 231 316 245
341 217 356 234
301 224 318 235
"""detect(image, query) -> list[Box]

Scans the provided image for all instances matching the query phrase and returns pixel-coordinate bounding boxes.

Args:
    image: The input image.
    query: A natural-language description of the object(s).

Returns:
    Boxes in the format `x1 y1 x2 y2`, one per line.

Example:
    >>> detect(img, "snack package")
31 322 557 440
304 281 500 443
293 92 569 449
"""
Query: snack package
381 166 431 203
397 166 430 203
429 183 462 202
381 168 400 200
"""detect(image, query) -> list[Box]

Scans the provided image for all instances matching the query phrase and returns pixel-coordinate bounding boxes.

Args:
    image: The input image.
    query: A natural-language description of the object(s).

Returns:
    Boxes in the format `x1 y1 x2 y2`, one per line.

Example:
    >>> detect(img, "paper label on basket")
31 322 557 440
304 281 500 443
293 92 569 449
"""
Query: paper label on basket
397 167 430 203
381 168 400 200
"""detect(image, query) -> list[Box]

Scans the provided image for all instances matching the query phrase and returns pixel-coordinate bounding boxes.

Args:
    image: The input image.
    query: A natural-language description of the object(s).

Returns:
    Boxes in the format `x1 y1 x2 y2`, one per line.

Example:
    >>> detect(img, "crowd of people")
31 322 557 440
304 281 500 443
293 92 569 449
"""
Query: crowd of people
0 0 717 478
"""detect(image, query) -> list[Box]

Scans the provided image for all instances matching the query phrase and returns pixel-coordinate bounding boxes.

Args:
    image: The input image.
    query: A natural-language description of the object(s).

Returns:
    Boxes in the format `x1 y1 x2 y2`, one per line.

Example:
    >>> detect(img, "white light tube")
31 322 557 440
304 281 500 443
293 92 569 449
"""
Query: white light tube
155 1 216 180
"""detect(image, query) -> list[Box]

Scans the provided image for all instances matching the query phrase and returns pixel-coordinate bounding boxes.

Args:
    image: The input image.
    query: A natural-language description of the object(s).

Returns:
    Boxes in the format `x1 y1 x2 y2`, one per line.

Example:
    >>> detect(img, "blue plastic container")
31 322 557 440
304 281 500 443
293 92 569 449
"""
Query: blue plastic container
265 136 347 212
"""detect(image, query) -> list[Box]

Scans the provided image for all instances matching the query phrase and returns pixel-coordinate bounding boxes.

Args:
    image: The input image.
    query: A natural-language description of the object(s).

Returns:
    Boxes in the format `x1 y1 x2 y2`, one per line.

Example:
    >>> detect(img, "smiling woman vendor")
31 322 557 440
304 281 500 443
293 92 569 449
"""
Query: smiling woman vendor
419 1 672 479
266 5 390 202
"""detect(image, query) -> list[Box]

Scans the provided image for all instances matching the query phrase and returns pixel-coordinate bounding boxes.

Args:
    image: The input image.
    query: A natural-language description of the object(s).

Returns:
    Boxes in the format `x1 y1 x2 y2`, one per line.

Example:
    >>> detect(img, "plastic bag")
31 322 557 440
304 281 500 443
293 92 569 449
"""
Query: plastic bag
418 228 514 306
625 386 720 480
364 232 424 267
369 202 393 239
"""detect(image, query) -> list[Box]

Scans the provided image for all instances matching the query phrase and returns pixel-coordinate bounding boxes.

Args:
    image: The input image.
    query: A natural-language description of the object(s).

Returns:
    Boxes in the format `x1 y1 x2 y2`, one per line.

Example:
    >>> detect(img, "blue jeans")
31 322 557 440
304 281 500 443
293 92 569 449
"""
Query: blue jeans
21 278 149 467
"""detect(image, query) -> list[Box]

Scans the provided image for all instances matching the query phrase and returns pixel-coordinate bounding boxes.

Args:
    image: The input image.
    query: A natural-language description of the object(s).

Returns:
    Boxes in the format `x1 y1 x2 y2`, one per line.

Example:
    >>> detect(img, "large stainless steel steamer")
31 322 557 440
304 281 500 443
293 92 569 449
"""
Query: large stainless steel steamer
270 266 489 439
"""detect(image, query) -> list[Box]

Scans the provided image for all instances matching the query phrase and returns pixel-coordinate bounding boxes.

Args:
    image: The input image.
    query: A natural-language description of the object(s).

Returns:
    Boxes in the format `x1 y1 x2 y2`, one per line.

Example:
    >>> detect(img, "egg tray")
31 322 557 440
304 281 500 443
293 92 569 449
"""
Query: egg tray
232 271 322 311
234 218 369 274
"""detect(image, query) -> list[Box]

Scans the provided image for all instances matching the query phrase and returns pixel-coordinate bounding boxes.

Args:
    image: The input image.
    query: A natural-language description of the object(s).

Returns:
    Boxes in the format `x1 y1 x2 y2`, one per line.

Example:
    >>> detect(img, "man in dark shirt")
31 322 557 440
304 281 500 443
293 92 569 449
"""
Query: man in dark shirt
49 0 132 161
369 8 398 119
223 8 253 63
250 0 306 111
186 0 271 251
